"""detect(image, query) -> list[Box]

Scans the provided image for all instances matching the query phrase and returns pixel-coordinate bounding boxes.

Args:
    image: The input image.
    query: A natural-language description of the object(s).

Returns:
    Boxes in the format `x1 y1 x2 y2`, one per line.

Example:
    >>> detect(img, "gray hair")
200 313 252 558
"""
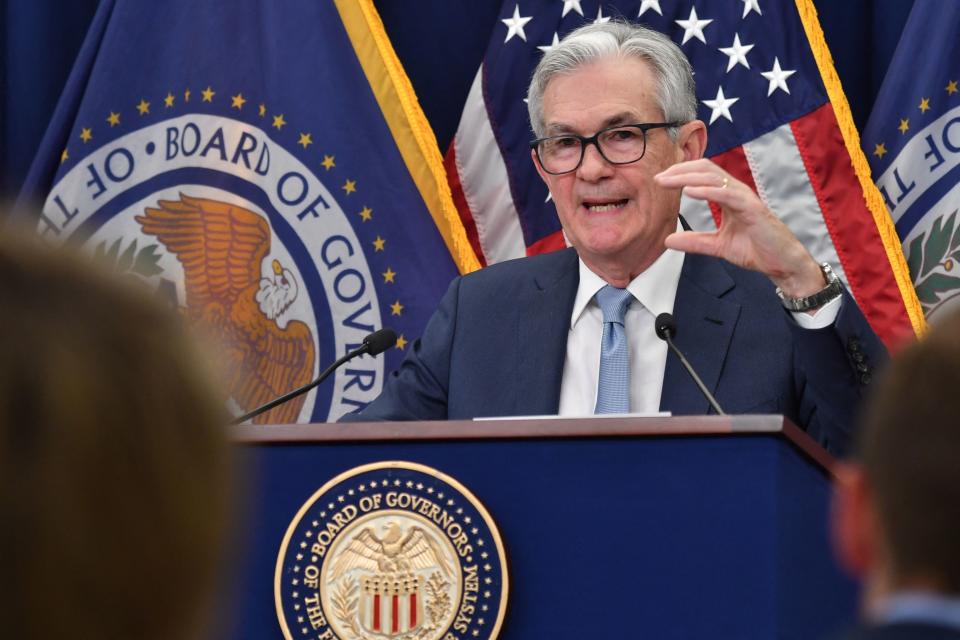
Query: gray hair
527 20 697 138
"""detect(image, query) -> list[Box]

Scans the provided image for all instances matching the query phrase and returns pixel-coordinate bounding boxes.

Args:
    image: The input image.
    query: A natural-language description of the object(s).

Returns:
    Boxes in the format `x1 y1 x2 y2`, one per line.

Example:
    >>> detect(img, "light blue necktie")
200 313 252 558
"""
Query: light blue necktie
594 285 634 414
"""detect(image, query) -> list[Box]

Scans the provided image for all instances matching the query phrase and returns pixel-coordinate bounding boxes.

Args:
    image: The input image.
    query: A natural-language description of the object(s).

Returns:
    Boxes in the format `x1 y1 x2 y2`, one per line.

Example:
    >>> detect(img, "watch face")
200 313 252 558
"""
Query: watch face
777 264 843 312
820 263 839 284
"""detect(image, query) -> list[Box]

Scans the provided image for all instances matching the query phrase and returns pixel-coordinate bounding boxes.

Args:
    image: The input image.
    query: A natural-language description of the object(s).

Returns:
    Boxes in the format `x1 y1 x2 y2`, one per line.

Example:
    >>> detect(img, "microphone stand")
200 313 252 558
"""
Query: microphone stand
230 345 370 425
660 334 726 415
655 313 726 416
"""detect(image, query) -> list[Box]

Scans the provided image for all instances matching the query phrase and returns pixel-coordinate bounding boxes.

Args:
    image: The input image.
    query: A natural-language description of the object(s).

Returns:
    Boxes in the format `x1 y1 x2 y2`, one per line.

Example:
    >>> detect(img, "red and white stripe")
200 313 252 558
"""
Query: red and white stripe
362 591 421 636
445 68 527 267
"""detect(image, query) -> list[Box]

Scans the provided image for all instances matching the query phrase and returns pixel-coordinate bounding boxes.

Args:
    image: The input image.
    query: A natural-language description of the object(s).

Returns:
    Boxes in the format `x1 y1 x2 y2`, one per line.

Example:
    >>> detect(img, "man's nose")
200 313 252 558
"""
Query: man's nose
576 141 613 181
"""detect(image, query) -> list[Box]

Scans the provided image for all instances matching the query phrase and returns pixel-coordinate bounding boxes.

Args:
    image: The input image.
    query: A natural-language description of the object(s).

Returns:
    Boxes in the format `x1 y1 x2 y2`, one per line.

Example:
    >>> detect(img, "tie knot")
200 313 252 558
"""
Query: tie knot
595 285 633 324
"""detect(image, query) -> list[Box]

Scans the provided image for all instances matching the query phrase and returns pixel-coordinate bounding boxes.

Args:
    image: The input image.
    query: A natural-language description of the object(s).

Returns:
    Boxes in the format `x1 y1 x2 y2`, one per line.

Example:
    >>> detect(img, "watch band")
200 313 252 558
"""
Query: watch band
776 262 843 312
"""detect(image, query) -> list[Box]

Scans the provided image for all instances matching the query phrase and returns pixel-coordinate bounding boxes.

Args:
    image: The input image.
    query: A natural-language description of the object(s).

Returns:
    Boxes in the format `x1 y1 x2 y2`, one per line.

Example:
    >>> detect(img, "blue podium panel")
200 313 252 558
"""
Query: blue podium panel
228 417 857 640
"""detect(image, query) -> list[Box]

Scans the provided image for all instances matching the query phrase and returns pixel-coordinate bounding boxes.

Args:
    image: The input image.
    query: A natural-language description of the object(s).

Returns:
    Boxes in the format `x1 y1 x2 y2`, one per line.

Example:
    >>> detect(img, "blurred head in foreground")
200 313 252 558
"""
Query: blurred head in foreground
834 309 960 628
0 230 232 639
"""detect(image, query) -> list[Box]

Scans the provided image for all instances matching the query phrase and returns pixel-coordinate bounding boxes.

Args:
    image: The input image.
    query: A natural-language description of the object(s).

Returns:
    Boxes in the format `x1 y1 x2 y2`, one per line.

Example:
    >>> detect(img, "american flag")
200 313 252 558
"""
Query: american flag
443 0 923 349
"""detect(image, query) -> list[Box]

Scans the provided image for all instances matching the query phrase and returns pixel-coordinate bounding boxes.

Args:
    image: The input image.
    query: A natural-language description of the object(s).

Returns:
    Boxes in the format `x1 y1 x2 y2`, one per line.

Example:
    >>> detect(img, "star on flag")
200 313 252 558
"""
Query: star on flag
561 0 583 18
676 6 712 45
537 33 560 54
703 86 739 124
501 5 532 43
760 57 796 95
742 0 762 18
719 34 754 72
638 0 662 17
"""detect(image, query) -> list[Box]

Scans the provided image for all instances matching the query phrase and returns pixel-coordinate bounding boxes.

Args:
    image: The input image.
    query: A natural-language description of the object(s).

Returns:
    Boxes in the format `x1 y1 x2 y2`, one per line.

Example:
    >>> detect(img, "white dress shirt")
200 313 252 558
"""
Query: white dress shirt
557 223 842 416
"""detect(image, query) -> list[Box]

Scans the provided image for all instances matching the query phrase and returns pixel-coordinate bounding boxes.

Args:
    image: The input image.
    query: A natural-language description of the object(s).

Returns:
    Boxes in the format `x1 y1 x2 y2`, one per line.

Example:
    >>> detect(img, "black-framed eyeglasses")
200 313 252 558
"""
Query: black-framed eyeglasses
530 122 681 175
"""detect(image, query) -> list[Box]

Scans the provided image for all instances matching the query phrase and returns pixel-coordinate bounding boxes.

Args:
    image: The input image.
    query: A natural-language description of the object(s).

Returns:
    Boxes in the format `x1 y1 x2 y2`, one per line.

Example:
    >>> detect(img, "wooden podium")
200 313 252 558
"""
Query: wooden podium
228 415 856 639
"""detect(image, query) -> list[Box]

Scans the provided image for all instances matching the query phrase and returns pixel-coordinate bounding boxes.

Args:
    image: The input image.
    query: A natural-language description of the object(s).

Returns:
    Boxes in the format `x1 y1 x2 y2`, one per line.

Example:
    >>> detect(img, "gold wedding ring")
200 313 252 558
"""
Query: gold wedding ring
720 176 729 189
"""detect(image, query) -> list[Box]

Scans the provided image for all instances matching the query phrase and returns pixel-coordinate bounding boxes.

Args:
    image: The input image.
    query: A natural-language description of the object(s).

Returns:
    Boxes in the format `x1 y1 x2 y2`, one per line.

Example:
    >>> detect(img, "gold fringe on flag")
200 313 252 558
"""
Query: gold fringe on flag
795 0 925 337
335 0 481 275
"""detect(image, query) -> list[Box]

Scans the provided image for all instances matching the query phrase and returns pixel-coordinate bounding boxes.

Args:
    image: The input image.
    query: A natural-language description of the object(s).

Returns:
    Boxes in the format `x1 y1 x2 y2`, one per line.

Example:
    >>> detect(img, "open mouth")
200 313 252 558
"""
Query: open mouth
583 199 628 212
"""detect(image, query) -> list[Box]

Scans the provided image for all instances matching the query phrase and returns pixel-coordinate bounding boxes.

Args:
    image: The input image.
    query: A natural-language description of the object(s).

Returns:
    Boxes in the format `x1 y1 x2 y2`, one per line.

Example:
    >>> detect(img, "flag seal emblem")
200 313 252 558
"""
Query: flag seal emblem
903 210 960 319
40 110 390 423
275 461 508 640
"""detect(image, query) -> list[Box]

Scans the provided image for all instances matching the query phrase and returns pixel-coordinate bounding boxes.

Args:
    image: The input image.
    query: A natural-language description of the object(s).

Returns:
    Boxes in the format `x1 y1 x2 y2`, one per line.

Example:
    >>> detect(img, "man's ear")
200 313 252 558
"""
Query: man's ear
531 148 551 185
678 119 708 162
831 463 878 579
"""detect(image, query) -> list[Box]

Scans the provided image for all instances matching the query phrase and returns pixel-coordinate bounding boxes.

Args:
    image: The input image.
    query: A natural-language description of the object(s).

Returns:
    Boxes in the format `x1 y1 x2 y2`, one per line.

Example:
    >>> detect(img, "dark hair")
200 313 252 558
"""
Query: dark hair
858 309 960 591
0 232 232 638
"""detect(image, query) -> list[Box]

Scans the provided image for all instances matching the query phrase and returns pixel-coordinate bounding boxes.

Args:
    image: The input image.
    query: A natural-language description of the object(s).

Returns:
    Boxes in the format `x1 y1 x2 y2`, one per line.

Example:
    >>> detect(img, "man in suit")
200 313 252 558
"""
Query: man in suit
345 21 884 456
831 309 960 639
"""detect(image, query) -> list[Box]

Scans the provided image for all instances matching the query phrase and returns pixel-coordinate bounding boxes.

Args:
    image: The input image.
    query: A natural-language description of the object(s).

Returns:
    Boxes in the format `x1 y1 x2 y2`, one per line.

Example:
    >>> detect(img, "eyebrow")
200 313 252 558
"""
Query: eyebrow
544 112 639 136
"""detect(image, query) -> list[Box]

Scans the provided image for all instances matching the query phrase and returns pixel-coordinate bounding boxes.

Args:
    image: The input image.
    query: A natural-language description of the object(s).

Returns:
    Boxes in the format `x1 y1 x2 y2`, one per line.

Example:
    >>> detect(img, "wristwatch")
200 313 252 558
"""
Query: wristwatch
776 262 843 312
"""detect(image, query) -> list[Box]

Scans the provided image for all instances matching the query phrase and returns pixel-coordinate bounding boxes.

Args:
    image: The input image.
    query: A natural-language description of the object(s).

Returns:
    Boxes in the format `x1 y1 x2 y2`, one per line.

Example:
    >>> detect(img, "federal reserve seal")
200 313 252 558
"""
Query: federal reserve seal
41 111 386 423
275 462 508 640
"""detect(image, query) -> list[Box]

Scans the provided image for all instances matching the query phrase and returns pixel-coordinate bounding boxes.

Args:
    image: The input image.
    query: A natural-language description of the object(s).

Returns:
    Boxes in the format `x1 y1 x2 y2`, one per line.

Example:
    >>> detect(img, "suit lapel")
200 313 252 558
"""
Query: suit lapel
516 248 579 414
660 253 741 415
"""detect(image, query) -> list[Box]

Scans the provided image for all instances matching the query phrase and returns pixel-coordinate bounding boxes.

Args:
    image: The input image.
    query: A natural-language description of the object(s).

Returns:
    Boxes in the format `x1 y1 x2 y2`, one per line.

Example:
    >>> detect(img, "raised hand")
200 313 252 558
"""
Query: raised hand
654 158 825 298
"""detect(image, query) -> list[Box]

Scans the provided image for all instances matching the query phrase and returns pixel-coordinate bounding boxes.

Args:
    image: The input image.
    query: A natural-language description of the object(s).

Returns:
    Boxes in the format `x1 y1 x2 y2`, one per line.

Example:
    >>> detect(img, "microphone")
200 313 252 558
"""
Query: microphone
362 327 398 356
230 328 397 425
654 313 726 416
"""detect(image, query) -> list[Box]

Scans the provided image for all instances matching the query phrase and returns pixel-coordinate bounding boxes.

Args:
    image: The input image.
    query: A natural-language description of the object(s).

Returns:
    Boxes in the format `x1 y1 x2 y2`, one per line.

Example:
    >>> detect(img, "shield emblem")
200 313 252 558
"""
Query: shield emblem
360 573 424 636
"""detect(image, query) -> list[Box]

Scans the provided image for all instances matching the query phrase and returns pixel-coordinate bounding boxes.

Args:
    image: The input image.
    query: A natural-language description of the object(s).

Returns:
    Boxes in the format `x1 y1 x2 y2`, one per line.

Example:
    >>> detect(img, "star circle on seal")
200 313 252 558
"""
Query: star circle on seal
275 461 508 640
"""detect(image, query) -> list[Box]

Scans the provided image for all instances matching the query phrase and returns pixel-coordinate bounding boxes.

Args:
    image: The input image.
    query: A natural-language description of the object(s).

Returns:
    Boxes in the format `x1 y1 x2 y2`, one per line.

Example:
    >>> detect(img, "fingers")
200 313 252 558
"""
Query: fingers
656 160 758 213
670 180 752 212
655 163 733 195
659 160 819 284
664 230 723 258
656 166 728 186
656 158 725 181
657 157 717 175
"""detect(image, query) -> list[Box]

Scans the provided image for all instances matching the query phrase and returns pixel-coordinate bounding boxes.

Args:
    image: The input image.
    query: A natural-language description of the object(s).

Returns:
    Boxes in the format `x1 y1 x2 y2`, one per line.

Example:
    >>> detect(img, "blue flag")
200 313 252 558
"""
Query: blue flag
19 0 478 423
863 0 960 321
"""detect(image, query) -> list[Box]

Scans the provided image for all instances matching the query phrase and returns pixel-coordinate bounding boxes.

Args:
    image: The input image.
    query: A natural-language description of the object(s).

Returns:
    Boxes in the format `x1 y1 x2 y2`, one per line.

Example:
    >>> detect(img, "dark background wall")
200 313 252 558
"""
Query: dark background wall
0 0 915 204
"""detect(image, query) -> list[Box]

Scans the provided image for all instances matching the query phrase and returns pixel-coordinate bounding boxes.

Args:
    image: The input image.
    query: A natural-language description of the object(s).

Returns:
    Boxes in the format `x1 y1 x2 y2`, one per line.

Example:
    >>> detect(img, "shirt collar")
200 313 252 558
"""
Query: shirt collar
570 219 686 327
873 591 960 630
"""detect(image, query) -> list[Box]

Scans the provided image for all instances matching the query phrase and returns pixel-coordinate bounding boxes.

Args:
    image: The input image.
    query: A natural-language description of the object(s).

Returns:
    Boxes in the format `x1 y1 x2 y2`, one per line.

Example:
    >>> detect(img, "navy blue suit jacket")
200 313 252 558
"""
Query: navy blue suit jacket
346 248 885 455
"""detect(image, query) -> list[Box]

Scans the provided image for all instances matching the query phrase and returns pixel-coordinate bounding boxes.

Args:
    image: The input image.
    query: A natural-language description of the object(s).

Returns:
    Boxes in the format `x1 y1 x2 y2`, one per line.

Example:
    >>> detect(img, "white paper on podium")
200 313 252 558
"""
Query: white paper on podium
473 411 671 421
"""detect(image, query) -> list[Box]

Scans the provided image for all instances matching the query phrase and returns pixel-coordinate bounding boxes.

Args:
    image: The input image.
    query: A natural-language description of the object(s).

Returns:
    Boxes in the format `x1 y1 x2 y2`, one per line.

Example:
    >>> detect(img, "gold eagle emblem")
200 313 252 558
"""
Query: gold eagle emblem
137 194 315 424
330 522 453 580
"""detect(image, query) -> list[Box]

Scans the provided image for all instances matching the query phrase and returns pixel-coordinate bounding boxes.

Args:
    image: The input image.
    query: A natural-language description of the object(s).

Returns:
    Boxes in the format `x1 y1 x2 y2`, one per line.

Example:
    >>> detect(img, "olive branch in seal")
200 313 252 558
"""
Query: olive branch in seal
904 210 960 312
397 572 452 640
424 572 452 630
94 237 164 278
332 577 369 640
